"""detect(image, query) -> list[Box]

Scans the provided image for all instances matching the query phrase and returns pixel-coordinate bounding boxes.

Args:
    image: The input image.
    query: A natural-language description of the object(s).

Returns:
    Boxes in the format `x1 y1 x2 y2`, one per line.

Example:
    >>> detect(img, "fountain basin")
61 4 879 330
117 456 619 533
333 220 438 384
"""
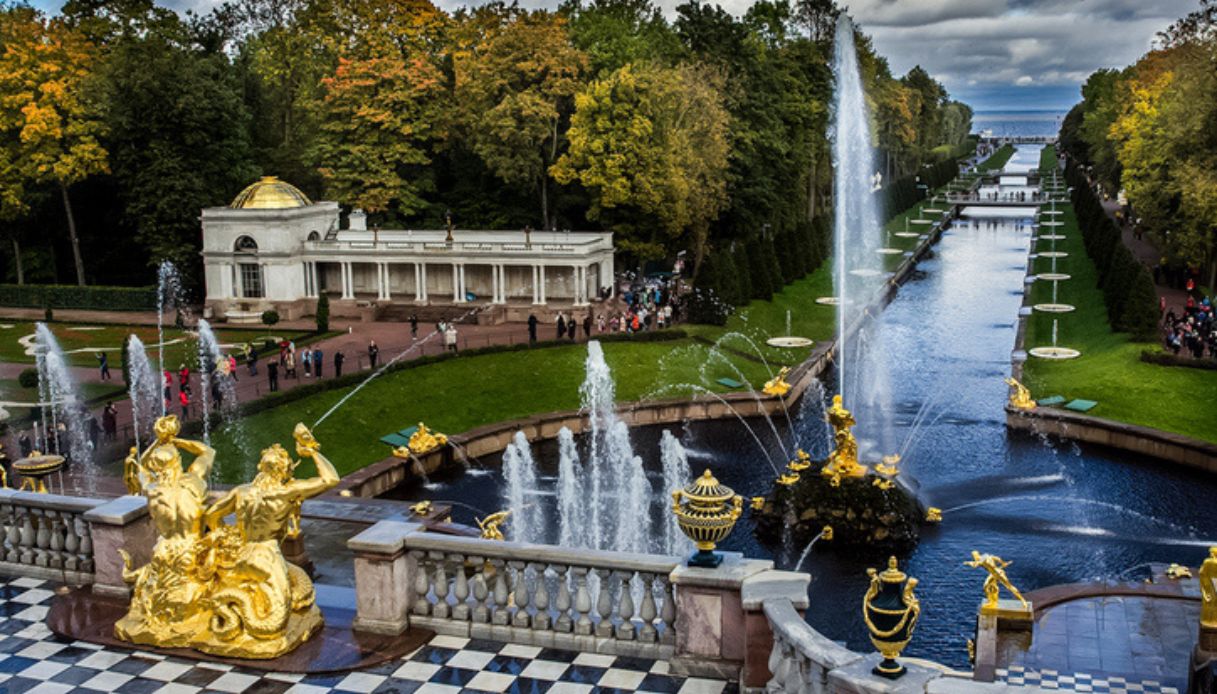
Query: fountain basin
1040 220 1065 227
224 309 265 325
875 248 903 255
1037 234 1066 241
1037 273 1071 281
1028 346 1082 360
815 297 840 306
894 232 921 238
14 454 66 493
1033 304 1076 313
1039 251 1068 258
767 337 814 348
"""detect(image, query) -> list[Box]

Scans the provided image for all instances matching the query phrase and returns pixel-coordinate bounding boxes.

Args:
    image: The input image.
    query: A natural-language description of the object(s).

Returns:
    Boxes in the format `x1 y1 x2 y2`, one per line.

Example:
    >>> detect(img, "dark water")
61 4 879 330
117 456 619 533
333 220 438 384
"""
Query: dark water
398 190 1217 668
973 110 1067 138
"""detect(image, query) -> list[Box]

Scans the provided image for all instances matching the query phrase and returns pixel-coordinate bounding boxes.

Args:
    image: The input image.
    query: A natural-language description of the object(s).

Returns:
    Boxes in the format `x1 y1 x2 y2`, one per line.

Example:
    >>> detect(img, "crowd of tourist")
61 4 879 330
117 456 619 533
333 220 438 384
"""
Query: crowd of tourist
1162 279 1216 360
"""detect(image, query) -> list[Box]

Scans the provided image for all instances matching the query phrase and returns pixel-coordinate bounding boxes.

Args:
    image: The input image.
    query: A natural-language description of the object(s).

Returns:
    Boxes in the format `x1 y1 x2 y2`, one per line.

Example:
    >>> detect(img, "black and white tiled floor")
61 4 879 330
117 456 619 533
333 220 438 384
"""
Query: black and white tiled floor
997 666 1181 693
0 575 734 694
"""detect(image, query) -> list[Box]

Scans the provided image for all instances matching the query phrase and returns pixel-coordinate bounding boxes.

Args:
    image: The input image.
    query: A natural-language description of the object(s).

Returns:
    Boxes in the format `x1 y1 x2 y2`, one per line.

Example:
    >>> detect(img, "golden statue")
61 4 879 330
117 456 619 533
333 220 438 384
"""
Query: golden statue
1200 547 1217 628
1166 563 1192 580
873 478 894 490
788 449 811 472
965 550 1028 613
116 416 338 660
750 496 766 511
411 500 433 516
822 395 866 478
1004 377 1036 410
762 367 792 397
477 510 511 541
875 454 900 477
925 507 943 523
776 472 799 486
821 525 833 541
392 422 449 458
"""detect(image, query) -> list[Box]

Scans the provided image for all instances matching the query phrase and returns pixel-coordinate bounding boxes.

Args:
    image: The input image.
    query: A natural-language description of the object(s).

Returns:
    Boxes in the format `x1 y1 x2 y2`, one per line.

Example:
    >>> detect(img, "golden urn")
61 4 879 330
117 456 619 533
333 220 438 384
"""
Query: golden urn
672 469 743 568
863 556 921 679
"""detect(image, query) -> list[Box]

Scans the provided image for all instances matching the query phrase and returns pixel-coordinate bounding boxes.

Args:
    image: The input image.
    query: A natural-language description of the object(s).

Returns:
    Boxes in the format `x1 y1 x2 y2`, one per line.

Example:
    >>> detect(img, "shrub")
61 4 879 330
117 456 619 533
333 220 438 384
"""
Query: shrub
685 289 732 326
0 284 157 311
261 310 280 328
18 368 38 389
315 295 330 332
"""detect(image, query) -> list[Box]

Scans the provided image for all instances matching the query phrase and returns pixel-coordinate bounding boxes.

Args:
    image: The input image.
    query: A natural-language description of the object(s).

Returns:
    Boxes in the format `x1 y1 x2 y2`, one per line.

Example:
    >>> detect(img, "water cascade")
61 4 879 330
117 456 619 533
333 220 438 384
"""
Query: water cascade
556 427 583 548
502 431 543 544
831 15 887 420
125 336 162 452
34 323 94 477
659 431 693 556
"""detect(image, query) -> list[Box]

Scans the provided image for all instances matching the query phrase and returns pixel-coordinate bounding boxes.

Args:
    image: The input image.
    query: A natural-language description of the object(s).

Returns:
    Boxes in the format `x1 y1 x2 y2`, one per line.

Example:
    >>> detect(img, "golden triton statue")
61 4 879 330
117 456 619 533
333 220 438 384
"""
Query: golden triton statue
762 367 792 397
925 507 943 523
965 550 1028 613
393 422 449 458
1200 547 1217 628
116 416 338 659
477 510 511 541
1004 377 1036 410
822 395 866 478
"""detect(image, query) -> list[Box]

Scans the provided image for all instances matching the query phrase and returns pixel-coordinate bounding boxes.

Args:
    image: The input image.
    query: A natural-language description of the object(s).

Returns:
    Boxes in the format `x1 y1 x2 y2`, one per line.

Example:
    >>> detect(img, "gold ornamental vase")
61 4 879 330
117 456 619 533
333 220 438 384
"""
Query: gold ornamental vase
672 469 743 568
862 556 920 679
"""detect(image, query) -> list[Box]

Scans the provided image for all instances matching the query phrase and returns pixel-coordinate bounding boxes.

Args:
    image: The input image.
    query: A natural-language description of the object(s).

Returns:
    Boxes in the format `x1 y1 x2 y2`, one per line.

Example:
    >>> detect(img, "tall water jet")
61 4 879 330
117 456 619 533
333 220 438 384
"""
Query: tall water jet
556 427 583 548
659 431 692 556
126 335 162 452
579 340 616 551
156 260 184 412
502 432 542 544
34 323 94 482
195 319 250 471
831 14 885 414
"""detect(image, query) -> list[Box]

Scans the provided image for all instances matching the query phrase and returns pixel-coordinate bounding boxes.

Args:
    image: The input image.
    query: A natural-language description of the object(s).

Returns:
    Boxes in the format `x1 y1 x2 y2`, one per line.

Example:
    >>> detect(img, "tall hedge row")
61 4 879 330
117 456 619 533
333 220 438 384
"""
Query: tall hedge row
0 284 157 311
1065 161 1159 340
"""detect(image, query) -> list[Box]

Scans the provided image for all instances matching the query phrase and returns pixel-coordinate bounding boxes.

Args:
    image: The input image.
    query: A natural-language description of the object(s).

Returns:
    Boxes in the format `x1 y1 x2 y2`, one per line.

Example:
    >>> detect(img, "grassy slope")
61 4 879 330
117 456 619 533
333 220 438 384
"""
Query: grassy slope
1021 153 1217 443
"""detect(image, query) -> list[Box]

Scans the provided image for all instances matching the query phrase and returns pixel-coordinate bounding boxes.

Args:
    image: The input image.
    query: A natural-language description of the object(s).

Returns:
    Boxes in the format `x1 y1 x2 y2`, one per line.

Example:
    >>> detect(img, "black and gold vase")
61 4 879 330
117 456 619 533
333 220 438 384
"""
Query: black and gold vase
862 556 920 679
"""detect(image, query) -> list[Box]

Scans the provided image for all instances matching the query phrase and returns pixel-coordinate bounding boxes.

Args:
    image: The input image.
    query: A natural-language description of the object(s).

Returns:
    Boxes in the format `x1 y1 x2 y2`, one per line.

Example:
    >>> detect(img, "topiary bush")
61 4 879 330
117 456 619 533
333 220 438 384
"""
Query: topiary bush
18 368 39 389
315 295 329 332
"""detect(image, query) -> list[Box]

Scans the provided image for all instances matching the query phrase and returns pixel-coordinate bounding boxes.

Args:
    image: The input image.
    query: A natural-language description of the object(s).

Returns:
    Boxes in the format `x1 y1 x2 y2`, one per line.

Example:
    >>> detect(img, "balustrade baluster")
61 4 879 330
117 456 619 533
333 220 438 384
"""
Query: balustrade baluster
30 509 46 566
615 572 636 640
77 514 93 572
471 557 490 623
64 514 80 572
431 553 450 619
510 561 530 628
767 636 788 692
491 558 510 625
531 562 550 631
1 503 15 563
452 554 470 621
594 568 613 638
412 551 431 616
573 567 593 635
554 564 572 633
659 579 676 644
638 573 658 643
48 511 65 569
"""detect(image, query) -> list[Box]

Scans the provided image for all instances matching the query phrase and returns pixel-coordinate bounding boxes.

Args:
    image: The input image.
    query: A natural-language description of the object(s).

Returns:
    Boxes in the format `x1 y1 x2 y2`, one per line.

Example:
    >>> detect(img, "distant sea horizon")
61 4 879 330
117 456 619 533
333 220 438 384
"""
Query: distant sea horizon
972 109 1068 138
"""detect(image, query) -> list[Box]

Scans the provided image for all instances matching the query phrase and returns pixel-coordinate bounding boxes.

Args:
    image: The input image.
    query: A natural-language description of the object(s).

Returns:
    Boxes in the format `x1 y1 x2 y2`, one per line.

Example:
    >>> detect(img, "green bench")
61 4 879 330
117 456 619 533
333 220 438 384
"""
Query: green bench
379 425 420 448
716 377 745 389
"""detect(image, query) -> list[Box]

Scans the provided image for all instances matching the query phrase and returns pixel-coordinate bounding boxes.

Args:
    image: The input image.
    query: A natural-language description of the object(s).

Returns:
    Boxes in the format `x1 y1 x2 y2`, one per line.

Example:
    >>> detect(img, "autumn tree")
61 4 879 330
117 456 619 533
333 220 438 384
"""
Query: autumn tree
0 7 108 285
453 9 586 229
551 62 730 269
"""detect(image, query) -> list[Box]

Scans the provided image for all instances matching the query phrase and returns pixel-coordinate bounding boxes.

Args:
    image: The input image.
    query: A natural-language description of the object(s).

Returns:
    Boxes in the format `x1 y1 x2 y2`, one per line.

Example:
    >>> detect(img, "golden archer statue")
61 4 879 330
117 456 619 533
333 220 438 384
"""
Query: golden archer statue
116 416 338 659
1200 547 1217 628
966 550 1028 612
822 395 866 478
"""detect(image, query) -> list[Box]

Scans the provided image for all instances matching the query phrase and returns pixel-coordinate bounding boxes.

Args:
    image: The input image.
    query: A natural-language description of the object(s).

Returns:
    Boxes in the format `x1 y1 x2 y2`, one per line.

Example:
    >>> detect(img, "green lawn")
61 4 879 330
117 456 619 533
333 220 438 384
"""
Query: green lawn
1022 202 1217 443
978 144 1016 171
0 321 312 369
0 378 127 420
1039 145 1058 170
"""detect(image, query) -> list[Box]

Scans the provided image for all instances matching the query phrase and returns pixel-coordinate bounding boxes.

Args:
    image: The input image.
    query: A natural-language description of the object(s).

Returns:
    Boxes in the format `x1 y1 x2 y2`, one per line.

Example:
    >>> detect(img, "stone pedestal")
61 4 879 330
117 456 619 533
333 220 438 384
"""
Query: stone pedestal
348 521 421 636
740 570 809 689
980 599 1034 628
83 496 154 599
669 553 773 680
279 534 314 577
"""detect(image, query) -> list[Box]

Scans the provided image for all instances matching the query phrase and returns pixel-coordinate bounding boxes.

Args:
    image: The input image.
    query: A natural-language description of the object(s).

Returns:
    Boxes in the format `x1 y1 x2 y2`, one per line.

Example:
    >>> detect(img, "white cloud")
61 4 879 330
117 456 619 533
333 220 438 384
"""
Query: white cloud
1015 75 1034 86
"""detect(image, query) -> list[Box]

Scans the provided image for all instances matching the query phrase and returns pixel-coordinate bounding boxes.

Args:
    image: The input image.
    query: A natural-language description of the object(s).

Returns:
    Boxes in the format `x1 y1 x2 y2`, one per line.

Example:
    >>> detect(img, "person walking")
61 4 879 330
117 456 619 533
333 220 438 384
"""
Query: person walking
228 353 239 381
368 340 379 369
556 314 566 340
528 313 538 344
445 324 459 353
102 402 117 442
334 351 345 378
97 352 111 381
583 314 593 340
267 360 279 392
302 348 312 377
313 347 324 377
410 314 418 340
163 370 173 404
179 389 190 419
178 364 190 395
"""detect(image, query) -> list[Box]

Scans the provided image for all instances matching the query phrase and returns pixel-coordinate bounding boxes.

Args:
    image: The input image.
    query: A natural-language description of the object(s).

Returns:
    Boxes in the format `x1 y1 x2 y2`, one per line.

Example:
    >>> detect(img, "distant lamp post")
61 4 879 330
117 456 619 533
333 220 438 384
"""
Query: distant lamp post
445 209 454 244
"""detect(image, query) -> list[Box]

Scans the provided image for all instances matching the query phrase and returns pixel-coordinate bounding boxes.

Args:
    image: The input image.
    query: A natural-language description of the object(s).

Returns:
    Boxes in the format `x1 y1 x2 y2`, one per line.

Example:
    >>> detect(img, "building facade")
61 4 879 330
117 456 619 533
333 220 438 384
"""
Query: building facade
202 177 615 322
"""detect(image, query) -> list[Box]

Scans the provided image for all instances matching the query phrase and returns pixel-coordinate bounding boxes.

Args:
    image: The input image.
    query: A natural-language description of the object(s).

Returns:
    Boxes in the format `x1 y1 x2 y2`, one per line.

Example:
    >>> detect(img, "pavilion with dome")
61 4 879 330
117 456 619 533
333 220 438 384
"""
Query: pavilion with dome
201 177 615 323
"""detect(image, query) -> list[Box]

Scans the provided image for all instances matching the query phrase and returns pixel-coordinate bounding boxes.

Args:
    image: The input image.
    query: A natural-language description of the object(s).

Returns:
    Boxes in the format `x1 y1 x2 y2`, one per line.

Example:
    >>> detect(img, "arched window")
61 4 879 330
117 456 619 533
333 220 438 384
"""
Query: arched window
307 231 320 241
234 235 258 252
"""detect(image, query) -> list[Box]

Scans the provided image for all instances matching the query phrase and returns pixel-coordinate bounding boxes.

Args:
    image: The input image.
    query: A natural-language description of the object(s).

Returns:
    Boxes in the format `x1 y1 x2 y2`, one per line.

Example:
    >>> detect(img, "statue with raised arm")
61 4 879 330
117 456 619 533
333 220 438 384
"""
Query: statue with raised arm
1004 377 1036 411
198 423 339 658
965 550 1028 611
115 415 217 649
822 395 865 478
1200 547 1217 629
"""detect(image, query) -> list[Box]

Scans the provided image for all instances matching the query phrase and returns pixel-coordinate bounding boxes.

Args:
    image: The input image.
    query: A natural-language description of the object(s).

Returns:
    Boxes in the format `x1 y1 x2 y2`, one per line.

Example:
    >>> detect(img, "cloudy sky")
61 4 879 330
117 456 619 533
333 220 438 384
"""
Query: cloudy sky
31 0 1201 111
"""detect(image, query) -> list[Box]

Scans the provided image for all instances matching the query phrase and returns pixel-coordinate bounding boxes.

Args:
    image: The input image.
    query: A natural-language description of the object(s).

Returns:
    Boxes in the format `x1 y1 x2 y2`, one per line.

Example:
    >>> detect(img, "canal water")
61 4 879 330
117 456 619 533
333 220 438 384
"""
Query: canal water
403 146 1217 667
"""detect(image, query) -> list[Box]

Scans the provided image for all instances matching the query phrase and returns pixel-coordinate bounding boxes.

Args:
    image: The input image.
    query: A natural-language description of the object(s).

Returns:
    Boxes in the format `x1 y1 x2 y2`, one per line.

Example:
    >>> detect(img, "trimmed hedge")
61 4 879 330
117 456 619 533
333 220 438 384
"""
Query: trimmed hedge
1066 160 1159 340
0 284 157 311
1140 349 1217 370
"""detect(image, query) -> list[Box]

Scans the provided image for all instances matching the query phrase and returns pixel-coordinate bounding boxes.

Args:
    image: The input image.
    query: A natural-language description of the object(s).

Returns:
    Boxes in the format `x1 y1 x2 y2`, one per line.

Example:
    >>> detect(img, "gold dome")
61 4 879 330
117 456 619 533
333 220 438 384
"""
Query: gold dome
230 176 312 210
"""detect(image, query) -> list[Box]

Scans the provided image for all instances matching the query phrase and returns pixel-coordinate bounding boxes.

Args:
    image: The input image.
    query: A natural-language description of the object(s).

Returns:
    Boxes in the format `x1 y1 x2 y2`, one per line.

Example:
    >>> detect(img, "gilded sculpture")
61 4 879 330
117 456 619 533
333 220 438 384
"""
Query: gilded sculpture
863 557 920 679
115 415 339 659
965 550 1028 613
672 469 744 567
396 422 448 456
476 511 511 541
1004 377 1036 411
1200 547 1217 628
762 367 792 397
822 395 866 478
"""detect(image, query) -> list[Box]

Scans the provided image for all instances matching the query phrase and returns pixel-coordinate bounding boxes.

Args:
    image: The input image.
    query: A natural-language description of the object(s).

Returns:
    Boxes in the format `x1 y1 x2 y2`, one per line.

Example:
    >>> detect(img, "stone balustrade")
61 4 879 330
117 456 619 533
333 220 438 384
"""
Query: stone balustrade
0 488 105 585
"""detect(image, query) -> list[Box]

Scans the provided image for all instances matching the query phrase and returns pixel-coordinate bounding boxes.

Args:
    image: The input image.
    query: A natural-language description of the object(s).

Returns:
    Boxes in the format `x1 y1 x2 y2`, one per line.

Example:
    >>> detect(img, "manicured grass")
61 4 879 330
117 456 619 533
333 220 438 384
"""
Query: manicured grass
0 378 127 420
1039 145 1058 171
978 144 1015 171
1022 203 1217 443
0 321 312 369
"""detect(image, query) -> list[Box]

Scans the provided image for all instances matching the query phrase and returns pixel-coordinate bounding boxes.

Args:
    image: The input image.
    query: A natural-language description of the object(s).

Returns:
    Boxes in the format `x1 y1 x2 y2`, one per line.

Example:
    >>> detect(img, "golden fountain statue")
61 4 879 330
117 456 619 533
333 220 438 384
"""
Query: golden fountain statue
672 469 743 567
1200 547 1217 629
115 415 339 659
822 395 866 479
787 449 812 472
1004 377 1036 411
762 367 792 398
965 550 1030 617
477 511 511 541
875 454 901 477
925 507 943 523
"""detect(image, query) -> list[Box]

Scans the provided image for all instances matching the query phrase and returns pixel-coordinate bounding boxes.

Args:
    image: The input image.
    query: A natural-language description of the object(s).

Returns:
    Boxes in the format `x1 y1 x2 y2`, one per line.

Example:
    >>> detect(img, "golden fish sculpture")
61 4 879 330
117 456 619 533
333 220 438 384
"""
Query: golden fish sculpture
115 416 339 659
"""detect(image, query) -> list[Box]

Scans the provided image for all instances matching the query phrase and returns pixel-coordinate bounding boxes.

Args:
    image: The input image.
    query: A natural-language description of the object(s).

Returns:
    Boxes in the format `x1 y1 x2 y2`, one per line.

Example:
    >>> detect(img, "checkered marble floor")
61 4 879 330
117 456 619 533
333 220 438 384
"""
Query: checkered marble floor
997 666 1181 693
0 576 735 694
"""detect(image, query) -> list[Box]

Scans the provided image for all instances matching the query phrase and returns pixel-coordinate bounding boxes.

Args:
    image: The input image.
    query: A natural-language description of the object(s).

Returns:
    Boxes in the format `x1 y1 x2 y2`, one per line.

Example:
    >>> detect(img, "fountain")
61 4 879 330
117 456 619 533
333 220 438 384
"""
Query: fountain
33 323 94 486
195 320 251 476
502 431 543 544
125 336 163 453
155 261 185 407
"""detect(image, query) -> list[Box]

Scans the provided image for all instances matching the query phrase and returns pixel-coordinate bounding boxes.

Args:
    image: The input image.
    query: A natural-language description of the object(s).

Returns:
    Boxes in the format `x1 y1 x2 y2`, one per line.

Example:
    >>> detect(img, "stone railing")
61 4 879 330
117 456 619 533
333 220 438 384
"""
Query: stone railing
764 597 860 693
0 488 105 585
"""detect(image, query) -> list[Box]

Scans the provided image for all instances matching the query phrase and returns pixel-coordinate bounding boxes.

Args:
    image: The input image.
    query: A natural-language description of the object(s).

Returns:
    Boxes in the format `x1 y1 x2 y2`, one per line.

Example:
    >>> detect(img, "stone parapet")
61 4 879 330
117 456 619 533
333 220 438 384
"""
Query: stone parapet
81 495 152 597
348 520 423 635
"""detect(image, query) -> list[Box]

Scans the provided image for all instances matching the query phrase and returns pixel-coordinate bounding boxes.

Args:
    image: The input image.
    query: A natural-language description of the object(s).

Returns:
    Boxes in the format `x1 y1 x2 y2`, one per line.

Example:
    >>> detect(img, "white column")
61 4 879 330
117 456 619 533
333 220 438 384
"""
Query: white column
539 265 547 304
574 265 584 305
458 264 467 302
376 263 385 300
419 263 428 302
452 264 461 302
491 265 501 304
342 262 354 299
531 266 540 305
